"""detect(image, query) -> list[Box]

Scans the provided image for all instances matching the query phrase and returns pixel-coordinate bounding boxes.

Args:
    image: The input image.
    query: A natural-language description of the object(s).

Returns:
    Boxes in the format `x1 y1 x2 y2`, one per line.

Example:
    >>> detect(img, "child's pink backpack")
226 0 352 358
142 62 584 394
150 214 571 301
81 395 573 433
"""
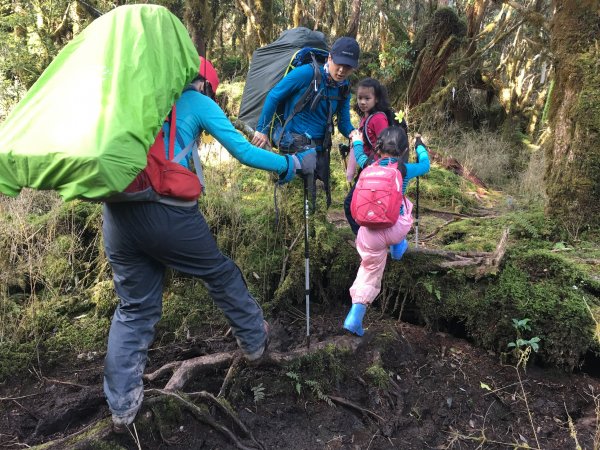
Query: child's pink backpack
350 160 404 229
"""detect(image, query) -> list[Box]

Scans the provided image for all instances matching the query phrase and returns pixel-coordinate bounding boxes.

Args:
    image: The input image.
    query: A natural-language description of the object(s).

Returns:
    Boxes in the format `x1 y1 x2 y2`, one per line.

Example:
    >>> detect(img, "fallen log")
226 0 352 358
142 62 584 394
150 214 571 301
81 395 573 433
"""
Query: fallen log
404 227 510 275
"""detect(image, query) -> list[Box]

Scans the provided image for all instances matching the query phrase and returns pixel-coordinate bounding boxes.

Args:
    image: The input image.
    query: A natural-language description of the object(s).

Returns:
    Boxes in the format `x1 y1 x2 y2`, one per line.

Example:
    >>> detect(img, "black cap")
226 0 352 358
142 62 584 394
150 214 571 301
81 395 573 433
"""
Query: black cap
330 37 360 68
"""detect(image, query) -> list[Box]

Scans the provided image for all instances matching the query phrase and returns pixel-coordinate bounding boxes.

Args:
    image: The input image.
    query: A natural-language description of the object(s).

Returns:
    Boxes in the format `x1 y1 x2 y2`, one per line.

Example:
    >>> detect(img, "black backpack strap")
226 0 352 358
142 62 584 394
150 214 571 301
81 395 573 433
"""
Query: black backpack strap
398 161 407 178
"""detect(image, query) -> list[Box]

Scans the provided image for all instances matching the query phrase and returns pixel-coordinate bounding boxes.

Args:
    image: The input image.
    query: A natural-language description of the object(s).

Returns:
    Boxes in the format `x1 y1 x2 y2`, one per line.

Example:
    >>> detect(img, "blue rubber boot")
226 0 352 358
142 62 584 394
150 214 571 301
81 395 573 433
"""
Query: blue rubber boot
343 304 367 336
390 239 409 260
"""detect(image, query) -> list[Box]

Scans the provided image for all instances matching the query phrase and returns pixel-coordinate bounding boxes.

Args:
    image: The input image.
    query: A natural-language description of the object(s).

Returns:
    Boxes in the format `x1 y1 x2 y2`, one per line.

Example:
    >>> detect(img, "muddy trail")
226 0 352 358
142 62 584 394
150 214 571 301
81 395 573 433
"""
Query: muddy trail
1 310 600 450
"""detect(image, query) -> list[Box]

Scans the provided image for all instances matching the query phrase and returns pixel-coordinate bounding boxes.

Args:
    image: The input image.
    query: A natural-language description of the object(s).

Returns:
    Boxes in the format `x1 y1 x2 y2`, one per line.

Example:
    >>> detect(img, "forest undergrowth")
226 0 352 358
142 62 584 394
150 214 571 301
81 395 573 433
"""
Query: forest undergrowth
0 98 599 449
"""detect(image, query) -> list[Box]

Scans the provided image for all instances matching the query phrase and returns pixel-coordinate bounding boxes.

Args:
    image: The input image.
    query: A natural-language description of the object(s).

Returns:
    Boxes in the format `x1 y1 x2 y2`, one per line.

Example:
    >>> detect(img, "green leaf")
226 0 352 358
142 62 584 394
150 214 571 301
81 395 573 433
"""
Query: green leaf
480 382 492 391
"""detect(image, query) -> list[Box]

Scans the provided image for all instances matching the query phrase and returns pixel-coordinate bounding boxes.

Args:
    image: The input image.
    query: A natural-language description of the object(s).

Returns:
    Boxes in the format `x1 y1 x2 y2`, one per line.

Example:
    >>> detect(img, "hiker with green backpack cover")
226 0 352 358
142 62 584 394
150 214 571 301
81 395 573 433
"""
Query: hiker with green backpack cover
103 57 316 432
0 5 316 433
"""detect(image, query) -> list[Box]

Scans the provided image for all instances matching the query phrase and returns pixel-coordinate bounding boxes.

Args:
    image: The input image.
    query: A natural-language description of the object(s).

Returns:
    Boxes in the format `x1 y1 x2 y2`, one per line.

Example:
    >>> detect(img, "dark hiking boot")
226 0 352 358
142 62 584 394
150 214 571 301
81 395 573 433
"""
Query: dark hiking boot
112 410 136 434
242 320 270 363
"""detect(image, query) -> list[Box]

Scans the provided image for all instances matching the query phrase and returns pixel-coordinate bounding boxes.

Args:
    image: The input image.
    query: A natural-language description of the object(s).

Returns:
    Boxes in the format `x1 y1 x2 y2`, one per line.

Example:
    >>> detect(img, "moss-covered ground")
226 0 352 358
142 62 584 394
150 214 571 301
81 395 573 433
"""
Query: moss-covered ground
1 138 598 383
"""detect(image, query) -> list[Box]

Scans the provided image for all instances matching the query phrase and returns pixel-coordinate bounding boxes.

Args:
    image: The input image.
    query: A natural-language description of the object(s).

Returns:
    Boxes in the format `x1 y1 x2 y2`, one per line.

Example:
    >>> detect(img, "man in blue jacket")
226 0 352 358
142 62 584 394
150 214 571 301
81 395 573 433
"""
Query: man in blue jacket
251 37 360 205
103 57 315 432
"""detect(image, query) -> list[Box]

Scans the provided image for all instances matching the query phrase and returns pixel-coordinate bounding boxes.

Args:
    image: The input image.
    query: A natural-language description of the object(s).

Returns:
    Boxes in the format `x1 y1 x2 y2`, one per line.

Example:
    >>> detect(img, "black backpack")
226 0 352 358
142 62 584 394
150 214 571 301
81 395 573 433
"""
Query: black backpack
238 27 329 133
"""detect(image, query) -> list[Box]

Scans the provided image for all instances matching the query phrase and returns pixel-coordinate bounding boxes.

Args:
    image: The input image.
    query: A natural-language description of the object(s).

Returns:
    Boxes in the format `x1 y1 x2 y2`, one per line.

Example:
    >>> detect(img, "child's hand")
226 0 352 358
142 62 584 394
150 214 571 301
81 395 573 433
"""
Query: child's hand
350 129 363 143
414 133 424 148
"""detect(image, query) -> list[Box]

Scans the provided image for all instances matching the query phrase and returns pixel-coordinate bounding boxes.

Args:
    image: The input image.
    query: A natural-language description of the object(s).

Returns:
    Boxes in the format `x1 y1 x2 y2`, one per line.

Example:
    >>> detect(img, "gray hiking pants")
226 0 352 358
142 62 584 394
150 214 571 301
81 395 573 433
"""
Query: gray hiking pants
102 201 265 418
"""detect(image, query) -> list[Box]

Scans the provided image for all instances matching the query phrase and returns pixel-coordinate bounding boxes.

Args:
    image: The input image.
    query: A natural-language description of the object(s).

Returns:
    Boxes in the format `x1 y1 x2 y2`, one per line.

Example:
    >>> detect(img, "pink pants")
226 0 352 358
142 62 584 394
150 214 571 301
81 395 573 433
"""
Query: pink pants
349 199 413 305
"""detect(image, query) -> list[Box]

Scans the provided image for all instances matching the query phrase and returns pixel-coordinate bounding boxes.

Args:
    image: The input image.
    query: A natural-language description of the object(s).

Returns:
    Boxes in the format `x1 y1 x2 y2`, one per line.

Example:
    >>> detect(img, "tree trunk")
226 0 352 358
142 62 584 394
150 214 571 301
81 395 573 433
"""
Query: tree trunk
407 8 465 107
235 0 273 47
331 0 345 36
254 0 274 43
346 0 361 38
314 0 327 30
184 0 212 57
464 0 489 59
293 0 305 28
544 0 600 234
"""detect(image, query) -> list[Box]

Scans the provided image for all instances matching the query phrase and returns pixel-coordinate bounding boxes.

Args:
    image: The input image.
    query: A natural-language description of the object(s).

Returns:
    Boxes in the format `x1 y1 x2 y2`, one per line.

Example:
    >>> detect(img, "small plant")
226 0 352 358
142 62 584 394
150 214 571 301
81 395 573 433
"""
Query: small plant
286 371 302 395
251 383 265 406
511 215 540 239
422 280 442 301
507 318 541 358
507 318 542 449
304 380 334 406
285 371 333 406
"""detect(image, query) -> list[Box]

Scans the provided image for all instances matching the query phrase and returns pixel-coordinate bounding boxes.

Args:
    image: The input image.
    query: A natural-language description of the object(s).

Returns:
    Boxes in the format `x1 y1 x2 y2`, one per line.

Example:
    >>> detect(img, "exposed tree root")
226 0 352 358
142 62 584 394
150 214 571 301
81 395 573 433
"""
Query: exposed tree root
421 217 460 241
218 355 244 398
328 395 385 422
28 325 401 449
146 389 261 450
146 352 234 391
422 206 496 219
188 390 263 448
31 418 114 450
146 334 362 391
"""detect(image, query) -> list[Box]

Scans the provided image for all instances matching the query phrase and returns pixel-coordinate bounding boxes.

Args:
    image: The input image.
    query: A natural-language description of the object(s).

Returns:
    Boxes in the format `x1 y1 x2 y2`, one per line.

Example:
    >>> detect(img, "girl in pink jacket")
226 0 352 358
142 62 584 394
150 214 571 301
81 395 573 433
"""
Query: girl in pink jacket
344 127 430 336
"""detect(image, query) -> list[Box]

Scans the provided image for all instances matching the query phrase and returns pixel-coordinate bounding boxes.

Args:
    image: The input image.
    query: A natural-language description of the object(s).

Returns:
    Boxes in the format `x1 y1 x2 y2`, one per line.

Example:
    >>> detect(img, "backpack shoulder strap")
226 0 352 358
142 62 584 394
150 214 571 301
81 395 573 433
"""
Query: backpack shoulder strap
363 111 387 148
166 105 177 160
276 54 322 147
169 105 206 190
398 161 407 178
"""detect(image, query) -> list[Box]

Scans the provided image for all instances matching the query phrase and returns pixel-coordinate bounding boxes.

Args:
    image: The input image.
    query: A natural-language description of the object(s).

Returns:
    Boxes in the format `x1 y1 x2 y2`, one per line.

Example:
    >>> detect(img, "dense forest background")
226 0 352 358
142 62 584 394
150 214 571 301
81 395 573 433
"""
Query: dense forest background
1 0 598 230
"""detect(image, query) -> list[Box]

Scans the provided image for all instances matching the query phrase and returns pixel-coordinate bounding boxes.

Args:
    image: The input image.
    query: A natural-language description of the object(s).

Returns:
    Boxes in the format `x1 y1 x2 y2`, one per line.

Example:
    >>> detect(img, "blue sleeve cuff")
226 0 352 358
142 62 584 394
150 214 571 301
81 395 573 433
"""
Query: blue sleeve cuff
278 155 295 184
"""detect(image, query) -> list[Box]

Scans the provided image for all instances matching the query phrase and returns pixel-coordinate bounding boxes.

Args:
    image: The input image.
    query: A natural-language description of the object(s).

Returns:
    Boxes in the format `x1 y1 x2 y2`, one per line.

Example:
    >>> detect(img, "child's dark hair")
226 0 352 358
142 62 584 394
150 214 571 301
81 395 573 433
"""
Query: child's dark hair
375 126 409 162
354 78 391 115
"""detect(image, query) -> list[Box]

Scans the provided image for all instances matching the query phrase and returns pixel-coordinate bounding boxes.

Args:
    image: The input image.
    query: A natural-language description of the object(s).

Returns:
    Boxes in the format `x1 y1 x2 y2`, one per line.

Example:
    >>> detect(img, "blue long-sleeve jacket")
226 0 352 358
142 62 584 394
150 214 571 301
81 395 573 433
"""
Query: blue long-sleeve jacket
256 64 354 140
163 89 288 174
352 138 430 194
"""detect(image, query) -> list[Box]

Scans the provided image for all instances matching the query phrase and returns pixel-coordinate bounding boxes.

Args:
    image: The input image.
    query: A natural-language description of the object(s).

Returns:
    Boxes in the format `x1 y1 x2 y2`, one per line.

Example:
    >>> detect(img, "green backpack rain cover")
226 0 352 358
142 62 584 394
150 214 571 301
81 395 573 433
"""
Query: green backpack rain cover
0 4 199 201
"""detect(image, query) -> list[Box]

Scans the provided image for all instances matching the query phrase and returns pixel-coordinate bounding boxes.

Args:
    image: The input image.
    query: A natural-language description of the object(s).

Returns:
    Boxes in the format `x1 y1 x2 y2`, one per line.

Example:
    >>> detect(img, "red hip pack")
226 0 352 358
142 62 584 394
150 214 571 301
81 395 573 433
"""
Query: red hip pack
124 105 202 201
350 160 404 229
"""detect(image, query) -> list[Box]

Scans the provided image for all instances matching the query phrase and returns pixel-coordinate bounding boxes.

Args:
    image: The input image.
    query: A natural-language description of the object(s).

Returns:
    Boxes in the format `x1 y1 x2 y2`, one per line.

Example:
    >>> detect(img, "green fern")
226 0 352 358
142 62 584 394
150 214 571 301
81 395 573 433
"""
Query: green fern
286 371 302 395
251 383 265 404
305 379 334 406
511 215 539 238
